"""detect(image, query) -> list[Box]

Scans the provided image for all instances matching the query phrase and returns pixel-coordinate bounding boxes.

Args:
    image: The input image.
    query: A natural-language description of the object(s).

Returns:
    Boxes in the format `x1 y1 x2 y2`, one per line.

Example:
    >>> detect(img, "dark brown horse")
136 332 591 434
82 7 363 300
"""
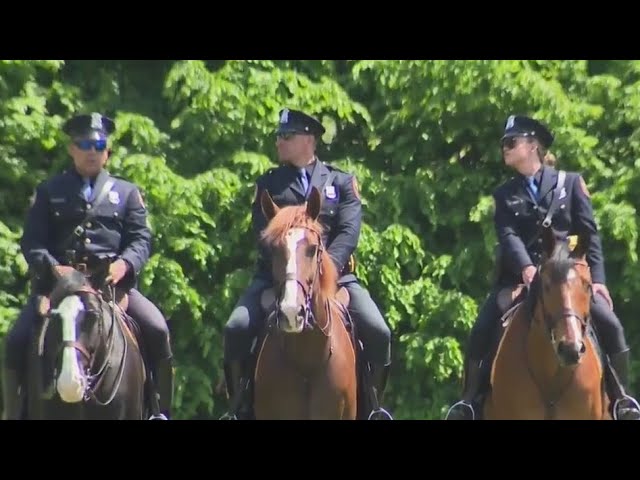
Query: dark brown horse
25 264 150 420
253 186 357 419
484 228 610 419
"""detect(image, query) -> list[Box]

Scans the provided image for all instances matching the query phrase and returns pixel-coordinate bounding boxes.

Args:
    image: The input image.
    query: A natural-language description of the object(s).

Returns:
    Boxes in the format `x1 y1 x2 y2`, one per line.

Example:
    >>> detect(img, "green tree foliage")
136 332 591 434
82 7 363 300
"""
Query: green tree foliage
1 60 639 419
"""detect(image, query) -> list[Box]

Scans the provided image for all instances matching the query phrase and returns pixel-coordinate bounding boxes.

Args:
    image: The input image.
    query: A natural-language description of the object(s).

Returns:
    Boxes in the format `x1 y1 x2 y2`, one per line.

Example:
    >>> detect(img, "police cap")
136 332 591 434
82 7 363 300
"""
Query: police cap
501 114 554 149
276 108 325 137
63 112 116 139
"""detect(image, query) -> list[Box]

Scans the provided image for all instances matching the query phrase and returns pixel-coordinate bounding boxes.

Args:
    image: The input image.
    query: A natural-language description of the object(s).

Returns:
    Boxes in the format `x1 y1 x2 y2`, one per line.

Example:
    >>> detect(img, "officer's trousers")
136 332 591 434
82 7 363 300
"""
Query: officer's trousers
224 277 392 366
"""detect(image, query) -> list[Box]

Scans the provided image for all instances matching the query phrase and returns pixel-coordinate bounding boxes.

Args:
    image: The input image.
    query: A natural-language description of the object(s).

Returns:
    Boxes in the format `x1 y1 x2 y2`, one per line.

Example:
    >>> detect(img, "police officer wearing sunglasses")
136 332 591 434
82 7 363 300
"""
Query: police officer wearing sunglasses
221 108 393 419
445 114 640 421
2 113 173 420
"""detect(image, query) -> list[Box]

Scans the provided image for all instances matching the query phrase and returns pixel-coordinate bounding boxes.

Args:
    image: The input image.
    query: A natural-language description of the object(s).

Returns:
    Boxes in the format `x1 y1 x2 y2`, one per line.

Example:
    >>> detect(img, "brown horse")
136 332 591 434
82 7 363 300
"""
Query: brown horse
484 228 610 420
253 186 357 419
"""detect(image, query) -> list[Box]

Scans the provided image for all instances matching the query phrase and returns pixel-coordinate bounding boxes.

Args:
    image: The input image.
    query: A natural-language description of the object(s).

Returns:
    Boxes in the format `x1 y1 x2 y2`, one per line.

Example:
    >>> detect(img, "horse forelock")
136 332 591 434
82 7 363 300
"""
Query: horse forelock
262 204 338 300
49 271 94 308
544 243 582 285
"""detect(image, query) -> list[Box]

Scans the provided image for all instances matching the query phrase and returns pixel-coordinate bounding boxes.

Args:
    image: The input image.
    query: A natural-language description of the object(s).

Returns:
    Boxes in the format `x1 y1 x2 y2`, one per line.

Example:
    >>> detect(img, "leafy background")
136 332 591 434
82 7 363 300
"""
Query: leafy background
1 60 639 419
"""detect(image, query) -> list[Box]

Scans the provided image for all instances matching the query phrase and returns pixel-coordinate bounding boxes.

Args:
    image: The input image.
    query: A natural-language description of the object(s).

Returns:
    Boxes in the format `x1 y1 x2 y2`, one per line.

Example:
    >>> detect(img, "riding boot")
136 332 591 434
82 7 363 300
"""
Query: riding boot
2 368 23 420
371 363 390 402
608 349 640 420
149 357 173 420
445 358 486 420
367 363 393 420
220 360 252 420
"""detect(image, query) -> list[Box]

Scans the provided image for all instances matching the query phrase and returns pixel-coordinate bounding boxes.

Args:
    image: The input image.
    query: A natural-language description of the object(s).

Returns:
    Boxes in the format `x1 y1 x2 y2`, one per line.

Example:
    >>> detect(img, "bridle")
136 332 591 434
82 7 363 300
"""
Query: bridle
272 227 332 338
536 259 592 342
42 283 128 406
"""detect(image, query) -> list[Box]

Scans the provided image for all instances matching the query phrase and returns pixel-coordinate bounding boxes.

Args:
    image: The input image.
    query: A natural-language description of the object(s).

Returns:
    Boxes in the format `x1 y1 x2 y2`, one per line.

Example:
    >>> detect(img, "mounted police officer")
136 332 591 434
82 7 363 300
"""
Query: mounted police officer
2 112 174 420
222 108 393 419
445 114 640 420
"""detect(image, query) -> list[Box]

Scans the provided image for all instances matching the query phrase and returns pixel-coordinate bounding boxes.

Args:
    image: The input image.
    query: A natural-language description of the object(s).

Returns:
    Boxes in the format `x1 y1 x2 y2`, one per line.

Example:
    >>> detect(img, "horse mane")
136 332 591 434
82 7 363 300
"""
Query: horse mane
261 204 338 301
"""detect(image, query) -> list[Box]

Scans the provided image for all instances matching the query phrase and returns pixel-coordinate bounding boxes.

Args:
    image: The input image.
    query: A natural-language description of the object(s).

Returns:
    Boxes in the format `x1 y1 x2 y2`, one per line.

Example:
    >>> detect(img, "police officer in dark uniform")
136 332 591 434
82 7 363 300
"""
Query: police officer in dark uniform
222 108 393 418
2 113 174 420
446 114 640 420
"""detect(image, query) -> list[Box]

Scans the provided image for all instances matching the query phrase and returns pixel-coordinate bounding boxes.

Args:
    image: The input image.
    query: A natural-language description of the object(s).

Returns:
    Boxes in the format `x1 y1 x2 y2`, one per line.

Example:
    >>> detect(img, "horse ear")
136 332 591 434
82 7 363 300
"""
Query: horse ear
570 233 590 260
541 226 556 260
260 189 279 221
306 186 322 220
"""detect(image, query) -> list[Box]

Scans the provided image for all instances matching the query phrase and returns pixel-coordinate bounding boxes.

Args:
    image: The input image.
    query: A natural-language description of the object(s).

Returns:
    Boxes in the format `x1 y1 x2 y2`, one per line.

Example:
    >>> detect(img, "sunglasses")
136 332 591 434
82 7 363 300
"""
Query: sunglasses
276 132 298 141
501 137 520 150
74 139 108 152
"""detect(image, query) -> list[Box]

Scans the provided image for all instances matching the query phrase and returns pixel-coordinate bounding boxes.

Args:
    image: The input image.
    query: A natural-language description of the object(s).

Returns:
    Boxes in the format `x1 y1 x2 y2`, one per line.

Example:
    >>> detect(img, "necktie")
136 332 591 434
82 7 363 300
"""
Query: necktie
82 179 93 201
299 168 309 196
526 176 538 201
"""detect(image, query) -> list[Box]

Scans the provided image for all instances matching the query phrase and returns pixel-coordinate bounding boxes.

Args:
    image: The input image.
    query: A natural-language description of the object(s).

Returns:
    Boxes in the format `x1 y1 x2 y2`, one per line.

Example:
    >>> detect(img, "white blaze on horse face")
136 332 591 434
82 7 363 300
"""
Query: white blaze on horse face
280 228 306 333
565 269 582 343
55 295 87 403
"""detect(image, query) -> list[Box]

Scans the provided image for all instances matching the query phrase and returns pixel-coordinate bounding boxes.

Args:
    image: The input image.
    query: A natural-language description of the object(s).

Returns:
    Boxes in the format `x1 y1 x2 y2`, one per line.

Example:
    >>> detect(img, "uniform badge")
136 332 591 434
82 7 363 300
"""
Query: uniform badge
280 108 289 124
559 187 567 199
325 185 337 199
108 190 120 204
91 112 103 130
506 115 515 130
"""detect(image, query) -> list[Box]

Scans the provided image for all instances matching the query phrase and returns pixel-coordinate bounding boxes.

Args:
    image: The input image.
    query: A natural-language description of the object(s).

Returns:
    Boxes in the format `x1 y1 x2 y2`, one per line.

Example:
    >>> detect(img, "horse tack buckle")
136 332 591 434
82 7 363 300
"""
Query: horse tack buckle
75 263 88 273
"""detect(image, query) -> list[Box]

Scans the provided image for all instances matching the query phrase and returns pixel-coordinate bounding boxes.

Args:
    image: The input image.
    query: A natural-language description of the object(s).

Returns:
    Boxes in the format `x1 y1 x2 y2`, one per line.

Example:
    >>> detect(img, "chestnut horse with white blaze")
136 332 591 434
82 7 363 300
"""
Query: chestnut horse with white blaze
253 186 357 419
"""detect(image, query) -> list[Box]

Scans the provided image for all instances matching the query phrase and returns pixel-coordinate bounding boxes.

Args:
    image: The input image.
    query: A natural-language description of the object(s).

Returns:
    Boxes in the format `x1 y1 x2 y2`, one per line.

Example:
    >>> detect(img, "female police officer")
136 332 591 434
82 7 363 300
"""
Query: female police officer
445 114 640 420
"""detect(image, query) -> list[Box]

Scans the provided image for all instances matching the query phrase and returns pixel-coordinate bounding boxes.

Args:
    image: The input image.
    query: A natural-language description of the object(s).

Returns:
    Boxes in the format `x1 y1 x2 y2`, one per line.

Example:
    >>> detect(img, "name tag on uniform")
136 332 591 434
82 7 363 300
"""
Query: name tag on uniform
108 191 120 204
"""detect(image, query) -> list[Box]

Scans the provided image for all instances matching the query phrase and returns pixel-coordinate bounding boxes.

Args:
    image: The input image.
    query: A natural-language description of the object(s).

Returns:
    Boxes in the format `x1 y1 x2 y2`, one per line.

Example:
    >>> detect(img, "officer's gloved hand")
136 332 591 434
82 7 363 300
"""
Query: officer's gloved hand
105 259 129 285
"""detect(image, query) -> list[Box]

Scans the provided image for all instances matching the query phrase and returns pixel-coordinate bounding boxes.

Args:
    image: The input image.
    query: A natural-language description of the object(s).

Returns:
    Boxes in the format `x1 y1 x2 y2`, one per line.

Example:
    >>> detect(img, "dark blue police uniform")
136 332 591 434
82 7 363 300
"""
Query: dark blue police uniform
222 108 392 416
2 113 173 419
446 115 640 420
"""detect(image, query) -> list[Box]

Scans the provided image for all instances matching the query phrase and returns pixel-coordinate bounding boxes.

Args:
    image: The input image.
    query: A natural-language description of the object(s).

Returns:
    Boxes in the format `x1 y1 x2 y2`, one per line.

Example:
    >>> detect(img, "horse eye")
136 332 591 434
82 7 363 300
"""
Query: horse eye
306 245 317 257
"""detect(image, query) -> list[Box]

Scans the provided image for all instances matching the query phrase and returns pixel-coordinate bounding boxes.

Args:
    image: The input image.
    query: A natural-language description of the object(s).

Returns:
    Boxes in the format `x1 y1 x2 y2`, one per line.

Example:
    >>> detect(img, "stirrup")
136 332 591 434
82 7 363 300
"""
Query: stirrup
219 411 238 420
613 395 640 420
148 413 168 420
445 400 476 420
368 407 393 420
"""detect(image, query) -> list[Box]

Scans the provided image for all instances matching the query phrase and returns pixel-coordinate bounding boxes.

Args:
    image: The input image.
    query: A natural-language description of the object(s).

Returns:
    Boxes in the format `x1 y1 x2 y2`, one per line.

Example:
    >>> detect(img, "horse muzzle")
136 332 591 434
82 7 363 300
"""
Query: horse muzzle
277 304 306 334
556 340 586 367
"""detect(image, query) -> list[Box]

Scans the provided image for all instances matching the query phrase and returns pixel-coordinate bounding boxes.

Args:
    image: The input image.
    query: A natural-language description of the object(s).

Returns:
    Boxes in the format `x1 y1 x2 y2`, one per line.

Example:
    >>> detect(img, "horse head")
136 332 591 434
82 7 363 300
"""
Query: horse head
536 227 593 367
260 186 337 335
44 266 125 406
